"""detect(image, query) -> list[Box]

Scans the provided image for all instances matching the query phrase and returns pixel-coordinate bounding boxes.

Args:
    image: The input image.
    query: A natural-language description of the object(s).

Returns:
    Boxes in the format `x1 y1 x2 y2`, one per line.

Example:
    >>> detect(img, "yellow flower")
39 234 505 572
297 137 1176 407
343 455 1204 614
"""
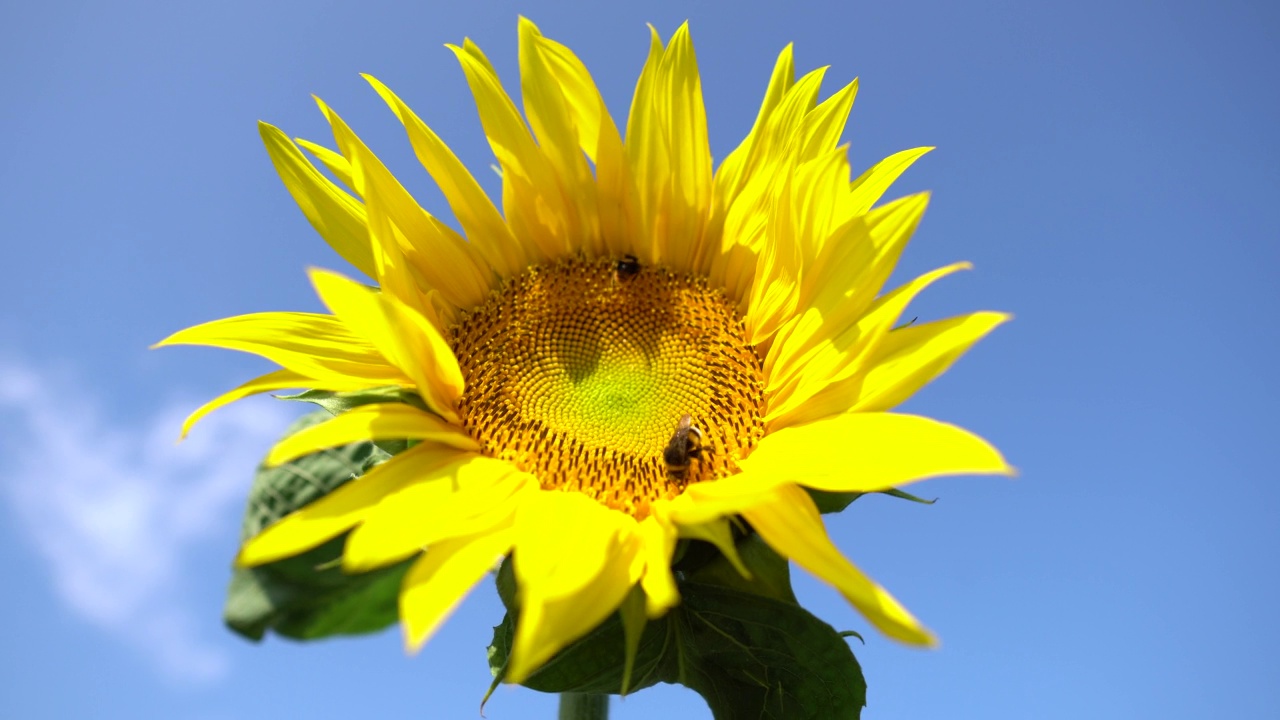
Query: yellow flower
158 19 1012 683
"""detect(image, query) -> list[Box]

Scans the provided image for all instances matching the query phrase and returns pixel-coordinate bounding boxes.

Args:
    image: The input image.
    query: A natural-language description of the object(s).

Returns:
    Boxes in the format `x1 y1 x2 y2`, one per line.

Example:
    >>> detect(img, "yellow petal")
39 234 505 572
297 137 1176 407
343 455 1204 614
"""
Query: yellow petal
741 483 935 645
624 25 667 263
533 30 641 257
677 518 750 580
797 78 858 161
714 43 795 207
235 443 461 566
343 458 532 572
711 66 826 296
308 268 464 421
294 137 356 191
755 66 827 163
772 193 931 384
517 18 600 254
651 22 712 270
154 312 408 387
448 40 572 259
853 312 1011 413
767 259 967 425
513 490 636 602
819 191 931 311
742 412 1013 493
178 369 303 439
313 97 421 313
724 65 826 226
532 32 618 164
836 146 935 224
657 470 787 526
401 524 515 651
460 36 499 74
790 144 853 264
316 99 494 312
258 122 376 278
362 74 529 278
638 515 679 617
264 402 477 467
508 527 640 684
745 174 802 344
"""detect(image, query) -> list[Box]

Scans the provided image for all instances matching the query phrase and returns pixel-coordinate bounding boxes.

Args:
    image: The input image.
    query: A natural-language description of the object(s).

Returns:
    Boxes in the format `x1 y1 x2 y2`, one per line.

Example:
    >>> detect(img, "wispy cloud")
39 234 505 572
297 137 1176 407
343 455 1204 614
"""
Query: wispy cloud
0 361 296 683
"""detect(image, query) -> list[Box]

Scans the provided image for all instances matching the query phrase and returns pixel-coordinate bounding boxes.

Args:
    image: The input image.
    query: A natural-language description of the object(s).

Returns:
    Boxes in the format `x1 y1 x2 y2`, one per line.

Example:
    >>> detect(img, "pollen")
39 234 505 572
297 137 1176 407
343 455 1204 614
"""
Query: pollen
452 256 766 517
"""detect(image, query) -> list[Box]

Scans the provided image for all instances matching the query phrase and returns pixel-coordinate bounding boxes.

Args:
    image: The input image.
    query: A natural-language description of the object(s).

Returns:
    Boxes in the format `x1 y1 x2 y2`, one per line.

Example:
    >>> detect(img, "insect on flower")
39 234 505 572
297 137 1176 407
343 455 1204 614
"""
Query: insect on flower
663 413 705 485
615 254 641 280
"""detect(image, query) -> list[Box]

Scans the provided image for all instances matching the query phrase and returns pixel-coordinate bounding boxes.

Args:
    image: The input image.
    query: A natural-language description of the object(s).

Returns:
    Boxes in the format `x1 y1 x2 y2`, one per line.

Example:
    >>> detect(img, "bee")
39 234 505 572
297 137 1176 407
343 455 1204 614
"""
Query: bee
663 413 704 483
616 254 641 280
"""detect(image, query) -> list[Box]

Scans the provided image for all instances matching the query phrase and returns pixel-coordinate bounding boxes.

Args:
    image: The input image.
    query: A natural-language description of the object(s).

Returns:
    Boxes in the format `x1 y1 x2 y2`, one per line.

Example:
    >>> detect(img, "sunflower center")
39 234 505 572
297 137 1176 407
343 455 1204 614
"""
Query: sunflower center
451 256 765 518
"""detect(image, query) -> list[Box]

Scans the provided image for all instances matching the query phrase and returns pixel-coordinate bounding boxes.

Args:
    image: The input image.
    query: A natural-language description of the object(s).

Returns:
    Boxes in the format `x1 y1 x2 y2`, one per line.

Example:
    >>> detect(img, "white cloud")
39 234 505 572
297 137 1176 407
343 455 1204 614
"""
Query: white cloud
0 361 297 683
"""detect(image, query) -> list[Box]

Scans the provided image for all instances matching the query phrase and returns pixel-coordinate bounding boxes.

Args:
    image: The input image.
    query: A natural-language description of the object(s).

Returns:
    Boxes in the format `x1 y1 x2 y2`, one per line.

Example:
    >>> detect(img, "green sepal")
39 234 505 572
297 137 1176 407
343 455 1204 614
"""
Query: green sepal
274 386 426 455
806 488 863 514
881 487 937 504
495 553 518 610
275 386 426 415
807 486 938 514
839 629 865 644
222 411 412 641
685 532 797 605
678 519 751 579
618 586 648 696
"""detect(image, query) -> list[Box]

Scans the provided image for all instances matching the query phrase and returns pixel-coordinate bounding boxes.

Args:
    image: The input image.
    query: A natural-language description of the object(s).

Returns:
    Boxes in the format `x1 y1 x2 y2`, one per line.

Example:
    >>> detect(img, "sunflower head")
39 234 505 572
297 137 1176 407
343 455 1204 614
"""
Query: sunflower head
158 18 1012 686
453 255 765 518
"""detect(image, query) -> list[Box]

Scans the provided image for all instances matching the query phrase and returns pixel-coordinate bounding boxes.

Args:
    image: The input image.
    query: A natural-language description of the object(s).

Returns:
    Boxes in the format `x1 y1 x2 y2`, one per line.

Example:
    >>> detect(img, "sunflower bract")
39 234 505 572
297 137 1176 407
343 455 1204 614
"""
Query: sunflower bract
157 17 1012 684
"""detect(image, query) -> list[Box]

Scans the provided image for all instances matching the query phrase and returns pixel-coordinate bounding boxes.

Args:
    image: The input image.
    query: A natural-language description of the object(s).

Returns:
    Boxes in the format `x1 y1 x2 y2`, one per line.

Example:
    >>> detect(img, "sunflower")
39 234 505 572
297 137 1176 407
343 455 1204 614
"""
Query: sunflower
158 19 1011 684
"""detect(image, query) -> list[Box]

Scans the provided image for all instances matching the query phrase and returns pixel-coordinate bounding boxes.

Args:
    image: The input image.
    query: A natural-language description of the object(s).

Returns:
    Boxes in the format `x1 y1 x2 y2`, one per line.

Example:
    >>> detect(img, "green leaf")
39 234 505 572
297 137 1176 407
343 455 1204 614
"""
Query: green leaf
487 605 671 696
487 578 867 718
487 557 668 696
670 583 867 719
223 411 412 641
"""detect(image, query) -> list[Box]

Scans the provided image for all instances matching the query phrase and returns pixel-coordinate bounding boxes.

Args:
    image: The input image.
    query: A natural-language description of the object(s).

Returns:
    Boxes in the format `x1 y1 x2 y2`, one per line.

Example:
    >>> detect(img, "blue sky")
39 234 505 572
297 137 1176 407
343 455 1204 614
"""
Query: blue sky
2 0 1277 717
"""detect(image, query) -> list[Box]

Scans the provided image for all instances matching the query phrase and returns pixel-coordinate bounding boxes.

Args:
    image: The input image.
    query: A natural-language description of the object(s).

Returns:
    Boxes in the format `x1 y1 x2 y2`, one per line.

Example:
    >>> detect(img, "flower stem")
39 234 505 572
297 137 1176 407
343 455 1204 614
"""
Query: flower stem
558 693 609 720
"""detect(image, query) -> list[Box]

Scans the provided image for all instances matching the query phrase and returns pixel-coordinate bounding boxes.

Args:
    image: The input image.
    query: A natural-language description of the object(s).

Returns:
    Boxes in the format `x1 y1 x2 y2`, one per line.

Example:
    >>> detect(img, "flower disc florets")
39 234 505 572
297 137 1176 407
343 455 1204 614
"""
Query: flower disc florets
452 255 766 518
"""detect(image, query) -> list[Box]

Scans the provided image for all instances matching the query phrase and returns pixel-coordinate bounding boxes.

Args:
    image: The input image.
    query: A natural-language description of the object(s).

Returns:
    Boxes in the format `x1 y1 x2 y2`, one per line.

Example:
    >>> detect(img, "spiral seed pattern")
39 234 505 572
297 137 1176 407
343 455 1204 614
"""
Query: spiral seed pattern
451 256 766 518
